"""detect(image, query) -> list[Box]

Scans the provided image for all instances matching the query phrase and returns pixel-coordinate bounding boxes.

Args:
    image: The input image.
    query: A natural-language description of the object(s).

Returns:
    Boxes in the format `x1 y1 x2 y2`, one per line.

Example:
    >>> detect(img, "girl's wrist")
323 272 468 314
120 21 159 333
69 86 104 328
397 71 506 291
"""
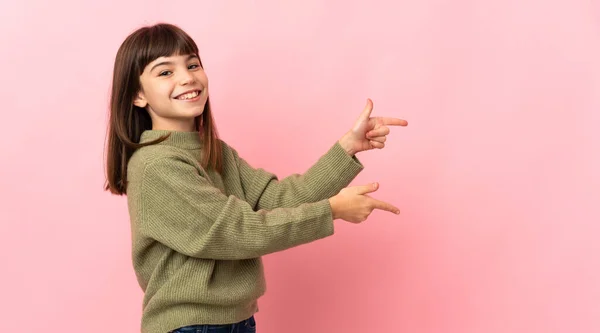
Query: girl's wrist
338 132 355 156
328 197 339 220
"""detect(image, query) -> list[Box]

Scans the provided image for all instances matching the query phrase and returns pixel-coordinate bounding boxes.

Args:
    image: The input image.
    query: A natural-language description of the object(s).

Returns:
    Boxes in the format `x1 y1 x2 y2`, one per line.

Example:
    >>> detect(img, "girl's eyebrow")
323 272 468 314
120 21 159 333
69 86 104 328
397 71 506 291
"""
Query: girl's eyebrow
150 54 198 72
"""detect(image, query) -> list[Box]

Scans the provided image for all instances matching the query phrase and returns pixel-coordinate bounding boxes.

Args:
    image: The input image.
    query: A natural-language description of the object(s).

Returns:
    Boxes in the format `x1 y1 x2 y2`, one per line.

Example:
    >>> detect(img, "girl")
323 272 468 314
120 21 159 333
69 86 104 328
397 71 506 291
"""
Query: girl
105 23 407 333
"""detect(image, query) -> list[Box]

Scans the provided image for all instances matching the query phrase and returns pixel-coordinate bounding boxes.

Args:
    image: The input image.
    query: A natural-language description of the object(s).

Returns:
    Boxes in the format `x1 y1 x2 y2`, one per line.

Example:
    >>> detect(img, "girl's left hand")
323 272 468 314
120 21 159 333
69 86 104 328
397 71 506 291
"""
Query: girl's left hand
338 99 408 156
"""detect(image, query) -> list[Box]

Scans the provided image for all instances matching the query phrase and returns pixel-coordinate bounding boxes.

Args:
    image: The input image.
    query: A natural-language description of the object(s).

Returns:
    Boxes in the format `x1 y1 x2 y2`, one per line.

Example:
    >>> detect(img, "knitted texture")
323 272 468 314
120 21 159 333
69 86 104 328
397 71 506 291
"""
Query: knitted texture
126 130 363 333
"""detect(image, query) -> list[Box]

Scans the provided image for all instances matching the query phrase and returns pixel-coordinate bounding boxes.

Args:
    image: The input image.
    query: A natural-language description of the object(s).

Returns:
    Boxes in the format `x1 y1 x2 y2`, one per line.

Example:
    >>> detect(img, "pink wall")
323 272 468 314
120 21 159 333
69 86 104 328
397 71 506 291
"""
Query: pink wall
1 0 599 332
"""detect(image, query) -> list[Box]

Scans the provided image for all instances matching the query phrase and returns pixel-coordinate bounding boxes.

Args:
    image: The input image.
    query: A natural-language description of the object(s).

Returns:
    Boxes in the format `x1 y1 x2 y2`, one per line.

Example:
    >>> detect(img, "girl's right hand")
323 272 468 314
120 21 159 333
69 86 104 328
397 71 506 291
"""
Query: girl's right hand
328 182 400 223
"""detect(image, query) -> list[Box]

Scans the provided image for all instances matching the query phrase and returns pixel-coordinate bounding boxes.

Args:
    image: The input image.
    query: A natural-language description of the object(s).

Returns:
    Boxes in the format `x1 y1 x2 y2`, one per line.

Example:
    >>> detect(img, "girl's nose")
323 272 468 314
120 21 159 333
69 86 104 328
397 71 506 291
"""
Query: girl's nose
179 72 195 85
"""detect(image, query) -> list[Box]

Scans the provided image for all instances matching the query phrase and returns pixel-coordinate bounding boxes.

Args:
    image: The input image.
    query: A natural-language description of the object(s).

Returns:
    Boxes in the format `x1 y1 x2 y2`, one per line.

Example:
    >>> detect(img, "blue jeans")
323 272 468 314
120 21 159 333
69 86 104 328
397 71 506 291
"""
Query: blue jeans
170 316 256 333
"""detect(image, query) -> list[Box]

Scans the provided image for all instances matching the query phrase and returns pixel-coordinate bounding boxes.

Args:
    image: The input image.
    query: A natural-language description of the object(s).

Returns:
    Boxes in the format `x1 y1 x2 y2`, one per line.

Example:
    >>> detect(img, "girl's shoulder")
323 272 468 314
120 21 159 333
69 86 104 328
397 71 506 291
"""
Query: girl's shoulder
128 144 197 175
218 139 242 160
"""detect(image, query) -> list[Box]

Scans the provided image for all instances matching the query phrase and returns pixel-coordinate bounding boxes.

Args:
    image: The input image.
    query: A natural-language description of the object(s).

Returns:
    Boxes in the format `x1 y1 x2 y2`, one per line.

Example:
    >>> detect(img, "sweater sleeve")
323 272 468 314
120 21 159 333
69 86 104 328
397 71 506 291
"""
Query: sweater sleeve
139 156 335 260
232 141 364 210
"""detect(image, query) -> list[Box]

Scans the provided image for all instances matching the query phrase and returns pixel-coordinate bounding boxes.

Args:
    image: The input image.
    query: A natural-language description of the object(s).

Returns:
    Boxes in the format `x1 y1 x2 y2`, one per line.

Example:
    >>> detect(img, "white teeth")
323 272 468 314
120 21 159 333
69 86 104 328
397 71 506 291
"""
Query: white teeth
178 91 199 100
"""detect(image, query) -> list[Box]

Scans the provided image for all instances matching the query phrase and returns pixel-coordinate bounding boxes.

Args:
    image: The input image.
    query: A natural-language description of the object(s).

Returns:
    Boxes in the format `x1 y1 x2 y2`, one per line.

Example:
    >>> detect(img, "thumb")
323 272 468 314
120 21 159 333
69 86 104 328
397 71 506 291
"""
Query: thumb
358 98 373 122
354 182 379 195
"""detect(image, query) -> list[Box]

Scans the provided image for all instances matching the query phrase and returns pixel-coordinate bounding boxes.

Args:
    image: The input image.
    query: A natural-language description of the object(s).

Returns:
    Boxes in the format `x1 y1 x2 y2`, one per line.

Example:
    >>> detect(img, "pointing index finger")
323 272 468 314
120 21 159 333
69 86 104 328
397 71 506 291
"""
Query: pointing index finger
377 117 408 126
370 198 401 215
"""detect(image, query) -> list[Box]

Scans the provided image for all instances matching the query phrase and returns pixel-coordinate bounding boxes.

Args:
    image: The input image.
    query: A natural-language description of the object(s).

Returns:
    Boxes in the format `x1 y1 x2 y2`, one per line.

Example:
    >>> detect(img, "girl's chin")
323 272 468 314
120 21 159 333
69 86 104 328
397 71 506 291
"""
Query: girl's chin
175 103 206 116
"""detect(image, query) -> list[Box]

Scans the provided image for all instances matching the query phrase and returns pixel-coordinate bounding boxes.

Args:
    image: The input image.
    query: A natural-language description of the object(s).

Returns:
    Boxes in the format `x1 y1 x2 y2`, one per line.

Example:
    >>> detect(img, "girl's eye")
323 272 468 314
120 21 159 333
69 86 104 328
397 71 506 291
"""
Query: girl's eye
189 64 200 69
159 71 172 76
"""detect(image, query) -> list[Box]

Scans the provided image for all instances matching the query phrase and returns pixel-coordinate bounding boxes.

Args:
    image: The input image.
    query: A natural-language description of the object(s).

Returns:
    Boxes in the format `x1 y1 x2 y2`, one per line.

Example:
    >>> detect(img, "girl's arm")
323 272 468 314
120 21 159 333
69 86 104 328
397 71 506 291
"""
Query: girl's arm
135 156 336 260
226 99 407 211
227 140 364 210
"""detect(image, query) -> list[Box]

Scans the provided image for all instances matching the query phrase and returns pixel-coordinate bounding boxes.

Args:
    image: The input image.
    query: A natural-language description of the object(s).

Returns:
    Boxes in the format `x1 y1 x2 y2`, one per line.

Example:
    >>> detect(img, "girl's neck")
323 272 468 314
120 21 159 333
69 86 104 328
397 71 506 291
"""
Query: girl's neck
152 120 196 132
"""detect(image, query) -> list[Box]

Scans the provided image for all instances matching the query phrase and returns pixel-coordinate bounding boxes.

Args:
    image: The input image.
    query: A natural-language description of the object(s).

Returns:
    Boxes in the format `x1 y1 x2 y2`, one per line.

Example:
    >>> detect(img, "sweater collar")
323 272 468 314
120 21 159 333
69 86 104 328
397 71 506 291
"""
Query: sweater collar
139 130 203 149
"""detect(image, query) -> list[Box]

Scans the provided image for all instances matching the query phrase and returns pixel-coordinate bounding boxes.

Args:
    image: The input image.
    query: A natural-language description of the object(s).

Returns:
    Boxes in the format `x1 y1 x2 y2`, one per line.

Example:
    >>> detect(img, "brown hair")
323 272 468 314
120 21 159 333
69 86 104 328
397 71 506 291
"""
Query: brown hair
104 23 222 195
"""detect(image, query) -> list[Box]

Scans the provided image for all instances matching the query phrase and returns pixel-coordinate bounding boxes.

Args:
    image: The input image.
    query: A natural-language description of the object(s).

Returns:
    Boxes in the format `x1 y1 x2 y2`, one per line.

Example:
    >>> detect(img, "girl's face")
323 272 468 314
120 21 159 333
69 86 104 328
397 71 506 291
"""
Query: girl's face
134 53 209 131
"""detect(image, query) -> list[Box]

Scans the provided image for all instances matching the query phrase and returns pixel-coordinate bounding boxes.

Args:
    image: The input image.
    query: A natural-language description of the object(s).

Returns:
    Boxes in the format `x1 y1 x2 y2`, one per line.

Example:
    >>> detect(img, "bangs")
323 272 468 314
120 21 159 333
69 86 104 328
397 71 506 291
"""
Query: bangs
134 24 199 75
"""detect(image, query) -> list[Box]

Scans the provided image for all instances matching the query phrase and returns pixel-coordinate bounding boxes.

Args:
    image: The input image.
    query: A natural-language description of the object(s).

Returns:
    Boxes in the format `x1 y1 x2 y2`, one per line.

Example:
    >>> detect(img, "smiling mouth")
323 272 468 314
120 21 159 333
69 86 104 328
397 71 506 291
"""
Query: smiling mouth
175 90 201 100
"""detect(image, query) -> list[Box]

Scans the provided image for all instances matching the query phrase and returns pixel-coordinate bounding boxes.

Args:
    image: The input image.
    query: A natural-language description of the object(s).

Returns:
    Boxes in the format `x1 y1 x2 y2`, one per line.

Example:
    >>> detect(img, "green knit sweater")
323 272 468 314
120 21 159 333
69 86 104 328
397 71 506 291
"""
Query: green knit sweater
126 130 363 333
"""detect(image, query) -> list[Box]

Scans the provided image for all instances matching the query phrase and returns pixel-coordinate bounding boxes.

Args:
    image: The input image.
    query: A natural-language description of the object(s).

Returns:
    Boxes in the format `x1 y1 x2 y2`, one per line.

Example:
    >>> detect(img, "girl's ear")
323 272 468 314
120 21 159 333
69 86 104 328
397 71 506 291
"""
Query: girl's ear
133 91 148 108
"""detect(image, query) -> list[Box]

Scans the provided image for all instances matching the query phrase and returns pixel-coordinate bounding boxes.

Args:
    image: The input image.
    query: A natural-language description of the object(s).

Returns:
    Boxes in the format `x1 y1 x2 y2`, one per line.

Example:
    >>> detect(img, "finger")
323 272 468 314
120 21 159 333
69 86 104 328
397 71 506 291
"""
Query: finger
370 198 400 215
370 141 385 149
354 182 379 195
358 98 374 122
372 117 408 126
366 126 390 138
369 136 387 144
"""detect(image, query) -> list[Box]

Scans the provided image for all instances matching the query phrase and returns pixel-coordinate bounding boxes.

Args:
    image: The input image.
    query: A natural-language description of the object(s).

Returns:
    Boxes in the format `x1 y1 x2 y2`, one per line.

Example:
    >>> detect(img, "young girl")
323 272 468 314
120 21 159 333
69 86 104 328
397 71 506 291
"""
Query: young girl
105 23 407 333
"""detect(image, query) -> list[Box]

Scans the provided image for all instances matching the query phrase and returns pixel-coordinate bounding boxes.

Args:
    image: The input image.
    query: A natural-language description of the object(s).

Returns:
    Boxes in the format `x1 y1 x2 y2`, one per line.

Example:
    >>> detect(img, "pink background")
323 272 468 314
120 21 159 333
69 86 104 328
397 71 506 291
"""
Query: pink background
1 0 599 332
